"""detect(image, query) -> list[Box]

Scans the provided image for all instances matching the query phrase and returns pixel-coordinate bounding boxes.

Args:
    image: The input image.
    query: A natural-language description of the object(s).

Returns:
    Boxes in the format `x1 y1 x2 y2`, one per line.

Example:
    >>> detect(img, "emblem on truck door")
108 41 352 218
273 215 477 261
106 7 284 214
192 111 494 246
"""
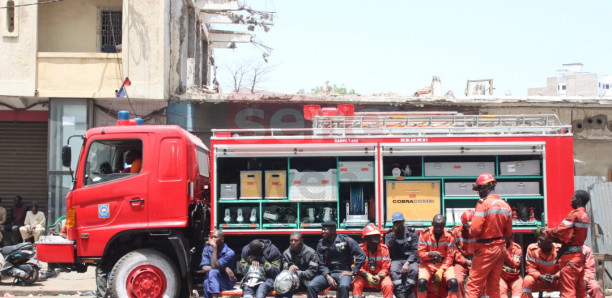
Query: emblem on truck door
98 204 110 218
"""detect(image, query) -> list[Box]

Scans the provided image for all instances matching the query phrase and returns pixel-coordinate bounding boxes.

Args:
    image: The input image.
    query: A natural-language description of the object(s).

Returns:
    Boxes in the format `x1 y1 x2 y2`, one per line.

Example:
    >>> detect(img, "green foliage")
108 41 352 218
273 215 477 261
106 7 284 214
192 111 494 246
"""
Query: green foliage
297 81 357 95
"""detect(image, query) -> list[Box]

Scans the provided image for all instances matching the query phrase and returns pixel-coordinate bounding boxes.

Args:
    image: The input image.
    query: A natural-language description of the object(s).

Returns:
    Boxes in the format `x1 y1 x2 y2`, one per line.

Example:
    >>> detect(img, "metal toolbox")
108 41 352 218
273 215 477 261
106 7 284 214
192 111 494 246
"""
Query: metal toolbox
385 180 440 222
240 171 262 199
496 181 541 196
444 182 476 196
289 169 337 201
499 160 541 176
219 184 238 200
265 171 287 199
338 161 374 182
425 162 494 176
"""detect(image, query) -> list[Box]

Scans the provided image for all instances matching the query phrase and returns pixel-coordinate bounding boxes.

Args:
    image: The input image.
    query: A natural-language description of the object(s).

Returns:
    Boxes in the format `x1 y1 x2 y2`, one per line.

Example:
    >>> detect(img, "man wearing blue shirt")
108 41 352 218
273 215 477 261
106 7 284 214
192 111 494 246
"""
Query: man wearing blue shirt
201 230 237 298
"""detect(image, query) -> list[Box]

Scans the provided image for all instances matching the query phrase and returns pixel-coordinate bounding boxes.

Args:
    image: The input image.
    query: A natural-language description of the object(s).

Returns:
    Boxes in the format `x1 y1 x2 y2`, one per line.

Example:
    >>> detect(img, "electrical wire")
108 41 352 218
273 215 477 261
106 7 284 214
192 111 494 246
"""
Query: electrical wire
0 0 63 9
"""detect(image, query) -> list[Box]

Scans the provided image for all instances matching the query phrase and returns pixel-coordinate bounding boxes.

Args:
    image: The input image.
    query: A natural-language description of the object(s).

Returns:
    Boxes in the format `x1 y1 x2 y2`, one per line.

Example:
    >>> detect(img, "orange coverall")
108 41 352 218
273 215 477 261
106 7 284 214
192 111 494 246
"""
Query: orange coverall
465 194 513 298
353 242 394 298
548 206 590 298
500 241 522 298
417 226 457 298
521 243 561 298
583 245 604 298
451 224 474 298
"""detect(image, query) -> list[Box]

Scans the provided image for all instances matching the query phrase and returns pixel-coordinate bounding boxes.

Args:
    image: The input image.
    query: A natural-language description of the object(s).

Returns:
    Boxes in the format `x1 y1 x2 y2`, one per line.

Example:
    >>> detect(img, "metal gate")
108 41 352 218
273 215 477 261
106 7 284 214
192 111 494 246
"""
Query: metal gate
0 122 48 213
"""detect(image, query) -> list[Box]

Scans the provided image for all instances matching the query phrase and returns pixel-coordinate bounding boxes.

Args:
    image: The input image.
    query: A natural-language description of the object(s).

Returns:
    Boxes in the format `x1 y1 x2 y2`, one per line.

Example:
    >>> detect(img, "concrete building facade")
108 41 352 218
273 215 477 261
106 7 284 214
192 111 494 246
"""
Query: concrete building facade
528 63 612 97
0 0 258 222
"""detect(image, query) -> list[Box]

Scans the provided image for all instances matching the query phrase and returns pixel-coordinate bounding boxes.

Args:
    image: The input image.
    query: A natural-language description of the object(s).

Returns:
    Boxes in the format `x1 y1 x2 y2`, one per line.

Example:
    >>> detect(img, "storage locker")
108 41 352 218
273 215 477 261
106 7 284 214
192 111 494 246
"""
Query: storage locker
219 184 238 200
265 171 287 199
338 161 374 182
385 180 441 222
240 171 263 199
445 182 476 196
499 160 541 176
425 162 494 176
289 169 338 201
496 181 541 196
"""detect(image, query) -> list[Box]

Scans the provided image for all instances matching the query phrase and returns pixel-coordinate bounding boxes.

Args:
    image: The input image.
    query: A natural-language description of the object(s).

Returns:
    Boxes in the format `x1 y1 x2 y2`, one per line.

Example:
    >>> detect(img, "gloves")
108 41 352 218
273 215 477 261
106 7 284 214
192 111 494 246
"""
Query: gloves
365 273 378 287
434 268 445 283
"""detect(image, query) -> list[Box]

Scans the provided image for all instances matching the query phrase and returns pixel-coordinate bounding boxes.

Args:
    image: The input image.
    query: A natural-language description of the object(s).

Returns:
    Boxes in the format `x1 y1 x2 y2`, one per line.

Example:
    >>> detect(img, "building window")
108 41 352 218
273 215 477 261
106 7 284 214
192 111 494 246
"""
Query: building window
6 1 14 32
562 85 566 91
100 10 122 53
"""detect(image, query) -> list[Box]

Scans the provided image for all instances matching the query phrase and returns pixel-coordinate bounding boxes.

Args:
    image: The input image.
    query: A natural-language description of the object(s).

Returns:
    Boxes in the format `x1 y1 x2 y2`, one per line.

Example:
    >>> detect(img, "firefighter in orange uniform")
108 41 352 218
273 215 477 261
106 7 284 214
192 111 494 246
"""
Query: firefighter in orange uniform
545 190 590 298
450 209 475 298
417 214 459 298
521 233 561 298
464 173 513 298
499 238 522 298
583 244 604 298
352 224 394 298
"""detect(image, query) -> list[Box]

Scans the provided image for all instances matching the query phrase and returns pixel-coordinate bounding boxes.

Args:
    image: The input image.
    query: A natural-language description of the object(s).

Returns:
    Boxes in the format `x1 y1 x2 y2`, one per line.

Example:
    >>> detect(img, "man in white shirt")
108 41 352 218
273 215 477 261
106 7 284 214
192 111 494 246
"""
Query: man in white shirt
19 201 46 242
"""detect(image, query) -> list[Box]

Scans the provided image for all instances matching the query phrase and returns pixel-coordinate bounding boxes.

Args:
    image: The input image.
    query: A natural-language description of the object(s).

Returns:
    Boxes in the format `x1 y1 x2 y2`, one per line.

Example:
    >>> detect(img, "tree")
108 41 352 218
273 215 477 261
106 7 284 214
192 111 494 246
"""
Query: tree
225 60 276 93
298 81 358 95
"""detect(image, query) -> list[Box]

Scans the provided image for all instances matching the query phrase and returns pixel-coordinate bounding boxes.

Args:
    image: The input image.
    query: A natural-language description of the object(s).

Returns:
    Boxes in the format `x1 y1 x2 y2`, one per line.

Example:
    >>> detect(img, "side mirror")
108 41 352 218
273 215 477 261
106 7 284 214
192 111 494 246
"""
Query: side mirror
62 145 72 168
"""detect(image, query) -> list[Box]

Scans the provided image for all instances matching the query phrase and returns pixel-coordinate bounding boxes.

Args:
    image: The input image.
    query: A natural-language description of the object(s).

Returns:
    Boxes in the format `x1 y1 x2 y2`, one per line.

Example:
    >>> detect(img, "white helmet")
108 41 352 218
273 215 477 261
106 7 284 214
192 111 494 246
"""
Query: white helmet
274 270 300 294
244 266 266 287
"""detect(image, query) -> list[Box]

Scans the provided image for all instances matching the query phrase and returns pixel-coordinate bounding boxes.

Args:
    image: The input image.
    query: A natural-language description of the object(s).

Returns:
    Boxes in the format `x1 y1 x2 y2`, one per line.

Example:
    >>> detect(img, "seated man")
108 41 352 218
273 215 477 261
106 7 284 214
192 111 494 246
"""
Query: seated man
583 244 604 298
353 224 393 298
450 210 475 298
385 212 419 298
237 239 281 298
122 150 142 173
522 233 561 298
307 221 365 298
500 238 522 298
417 214 459 298
276 232 318 298
19 201 45 242
201 230 236 298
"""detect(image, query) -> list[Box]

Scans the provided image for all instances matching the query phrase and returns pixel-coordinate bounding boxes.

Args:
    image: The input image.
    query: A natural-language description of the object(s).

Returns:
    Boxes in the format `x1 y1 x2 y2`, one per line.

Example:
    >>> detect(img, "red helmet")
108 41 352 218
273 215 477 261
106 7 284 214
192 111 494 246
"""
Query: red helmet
461 209 475 224
362 224 381 238
472 173 497 190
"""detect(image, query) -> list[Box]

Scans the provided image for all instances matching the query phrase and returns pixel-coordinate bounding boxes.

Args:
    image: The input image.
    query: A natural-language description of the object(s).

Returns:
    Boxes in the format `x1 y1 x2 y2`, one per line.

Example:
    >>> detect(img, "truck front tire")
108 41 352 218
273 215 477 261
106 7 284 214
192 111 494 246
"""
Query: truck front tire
108 249 179 298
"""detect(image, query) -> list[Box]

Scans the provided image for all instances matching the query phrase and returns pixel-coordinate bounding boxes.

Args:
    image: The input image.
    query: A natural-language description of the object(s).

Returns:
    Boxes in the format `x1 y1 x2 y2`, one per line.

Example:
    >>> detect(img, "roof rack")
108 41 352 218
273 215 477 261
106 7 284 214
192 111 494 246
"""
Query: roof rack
311 114 571 136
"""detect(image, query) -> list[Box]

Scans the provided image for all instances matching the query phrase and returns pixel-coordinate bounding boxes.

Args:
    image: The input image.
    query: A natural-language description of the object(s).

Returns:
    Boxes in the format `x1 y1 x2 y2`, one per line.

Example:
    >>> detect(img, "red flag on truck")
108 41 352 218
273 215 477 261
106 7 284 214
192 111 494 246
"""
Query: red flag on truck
116 77 131 98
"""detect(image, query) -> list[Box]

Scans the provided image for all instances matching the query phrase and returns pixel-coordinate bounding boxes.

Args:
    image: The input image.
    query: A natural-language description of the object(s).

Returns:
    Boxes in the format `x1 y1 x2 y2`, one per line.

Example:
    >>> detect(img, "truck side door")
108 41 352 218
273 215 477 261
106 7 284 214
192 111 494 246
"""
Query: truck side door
72 137 149 257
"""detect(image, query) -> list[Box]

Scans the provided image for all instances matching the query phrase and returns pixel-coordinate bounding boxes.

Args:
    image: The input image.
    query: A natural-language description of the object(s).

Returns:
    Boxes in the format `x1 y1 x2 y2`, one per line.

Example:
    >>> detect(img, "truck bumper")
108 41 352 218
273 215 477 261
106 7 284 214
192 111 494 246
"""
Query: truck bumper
36 236 76 263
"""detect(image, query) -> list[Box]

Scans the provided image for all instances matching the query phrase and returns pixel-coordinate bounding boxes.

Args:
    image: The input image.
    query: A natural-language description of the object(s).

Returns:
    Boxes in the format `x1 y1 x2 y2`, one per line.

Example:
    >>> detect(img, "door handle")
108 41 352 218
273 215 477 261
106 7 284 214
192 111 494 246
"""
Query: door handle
130 198 145 207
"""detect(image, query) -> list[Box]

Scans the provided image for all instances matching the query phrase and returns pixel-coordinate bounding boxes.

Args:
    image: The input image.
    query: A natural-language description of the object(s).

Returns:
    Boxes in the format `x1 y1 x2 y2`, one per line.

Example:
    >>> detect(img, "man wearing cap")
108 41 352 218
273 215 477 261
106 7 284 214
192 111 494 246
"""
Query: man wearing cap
353 224 393 298
464 173 512 298
450 209 475 297
307 221 366 298
417 214 459 298
385 211 419 298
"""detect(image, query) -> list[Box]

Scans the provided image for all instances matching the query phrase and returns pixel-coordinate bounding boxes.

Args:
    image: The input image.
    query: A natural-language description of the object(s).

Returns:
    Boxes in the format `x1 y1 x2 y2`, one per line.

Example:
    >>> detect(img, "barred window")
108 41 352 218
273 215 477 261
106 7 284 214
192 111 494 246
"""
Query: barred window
100 10 122 53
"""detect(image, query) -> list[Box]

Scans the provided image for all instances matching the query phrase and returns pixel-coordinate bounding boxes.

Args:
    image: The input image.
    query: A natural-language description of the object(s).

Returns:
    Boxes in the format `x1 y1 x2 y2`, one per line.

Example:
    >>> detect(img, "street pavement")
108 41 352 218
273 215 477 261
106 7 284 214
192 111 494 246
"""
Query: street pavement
0 264 95 297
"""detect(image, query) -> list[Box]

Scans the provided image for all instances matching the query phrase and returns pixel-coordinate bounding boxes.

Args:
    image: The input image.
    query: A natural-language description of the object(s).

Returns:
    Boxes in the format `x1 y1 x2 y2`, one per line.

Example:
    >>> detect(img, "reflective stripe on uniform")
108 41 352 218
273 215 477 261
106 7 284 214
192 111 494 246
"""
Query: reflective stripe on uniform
393 279 402 285
522 288 532 293
474 212 485 217
526 255 557 265
483 209 512 216
395 238 406 244
513 254 522 259
561 220 589 228
419 241 452 246
406 278 415 285
456 237 476 243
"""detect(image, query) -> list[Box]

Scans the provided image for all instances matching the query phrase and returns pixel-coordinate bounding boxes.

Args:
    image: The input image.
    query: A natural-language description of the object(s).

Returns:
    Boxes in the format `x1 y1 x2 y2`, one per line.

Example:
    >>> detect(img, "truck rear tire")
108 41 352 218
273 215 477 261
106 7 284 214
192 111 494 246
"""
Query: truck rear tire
108 248 179 298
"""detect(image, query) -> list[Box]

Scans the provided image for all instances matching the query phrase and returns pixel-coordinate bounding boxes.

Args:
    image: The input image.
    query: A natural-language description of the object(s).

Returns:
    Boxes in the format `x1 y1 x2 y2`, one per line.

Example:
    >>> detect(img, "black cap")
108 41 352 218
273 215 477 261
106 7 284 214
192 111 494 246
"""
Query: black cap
321 221 337 228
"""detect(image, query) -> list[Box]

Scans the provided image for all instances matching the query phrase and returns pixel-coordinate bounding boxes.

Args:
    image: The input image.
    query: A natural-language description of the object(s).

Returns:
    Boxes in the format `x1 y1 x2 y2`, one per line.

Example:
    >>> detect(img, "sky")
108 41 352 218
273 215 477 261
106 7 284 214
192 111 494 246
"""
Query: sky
212 0 612 97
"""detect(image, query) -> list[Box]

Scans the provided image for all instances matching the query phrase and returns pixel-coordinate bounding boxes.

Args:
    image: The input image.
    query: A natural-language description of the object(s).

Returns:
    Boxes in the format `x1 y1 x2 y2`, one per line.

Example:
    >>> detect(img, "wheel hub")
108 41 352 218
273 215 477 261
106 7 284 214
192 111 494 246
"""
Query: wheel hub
126 265 167 298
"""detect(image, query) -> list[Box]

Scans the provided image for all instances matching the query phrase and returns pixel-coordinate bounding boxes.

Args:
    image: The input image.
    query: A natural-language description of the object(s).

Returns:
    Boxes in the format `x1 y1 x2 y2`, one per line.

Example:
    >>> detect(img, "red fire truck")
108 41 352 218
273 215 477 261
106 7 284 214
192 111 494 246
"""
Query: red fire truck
36 106 574 297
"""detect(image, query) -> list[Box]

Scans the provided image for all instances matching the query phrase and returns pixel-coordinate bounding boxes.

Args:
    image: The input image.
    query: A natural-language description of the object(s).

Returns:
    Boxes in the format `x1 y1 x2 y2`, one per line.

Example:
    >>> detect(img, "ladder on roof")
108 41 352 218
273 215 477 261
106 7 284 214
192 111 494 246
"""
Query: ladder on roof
311 114 571 136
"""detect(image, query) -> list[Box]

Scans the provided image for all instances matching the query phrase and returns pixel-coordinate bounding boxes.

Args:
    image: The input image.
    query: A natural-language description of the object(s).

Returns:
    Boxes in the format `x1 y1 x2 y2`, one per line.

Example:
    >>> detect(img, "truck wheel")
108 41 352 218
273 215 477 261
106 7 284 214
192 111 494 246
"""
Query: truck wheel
108 249 179 298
